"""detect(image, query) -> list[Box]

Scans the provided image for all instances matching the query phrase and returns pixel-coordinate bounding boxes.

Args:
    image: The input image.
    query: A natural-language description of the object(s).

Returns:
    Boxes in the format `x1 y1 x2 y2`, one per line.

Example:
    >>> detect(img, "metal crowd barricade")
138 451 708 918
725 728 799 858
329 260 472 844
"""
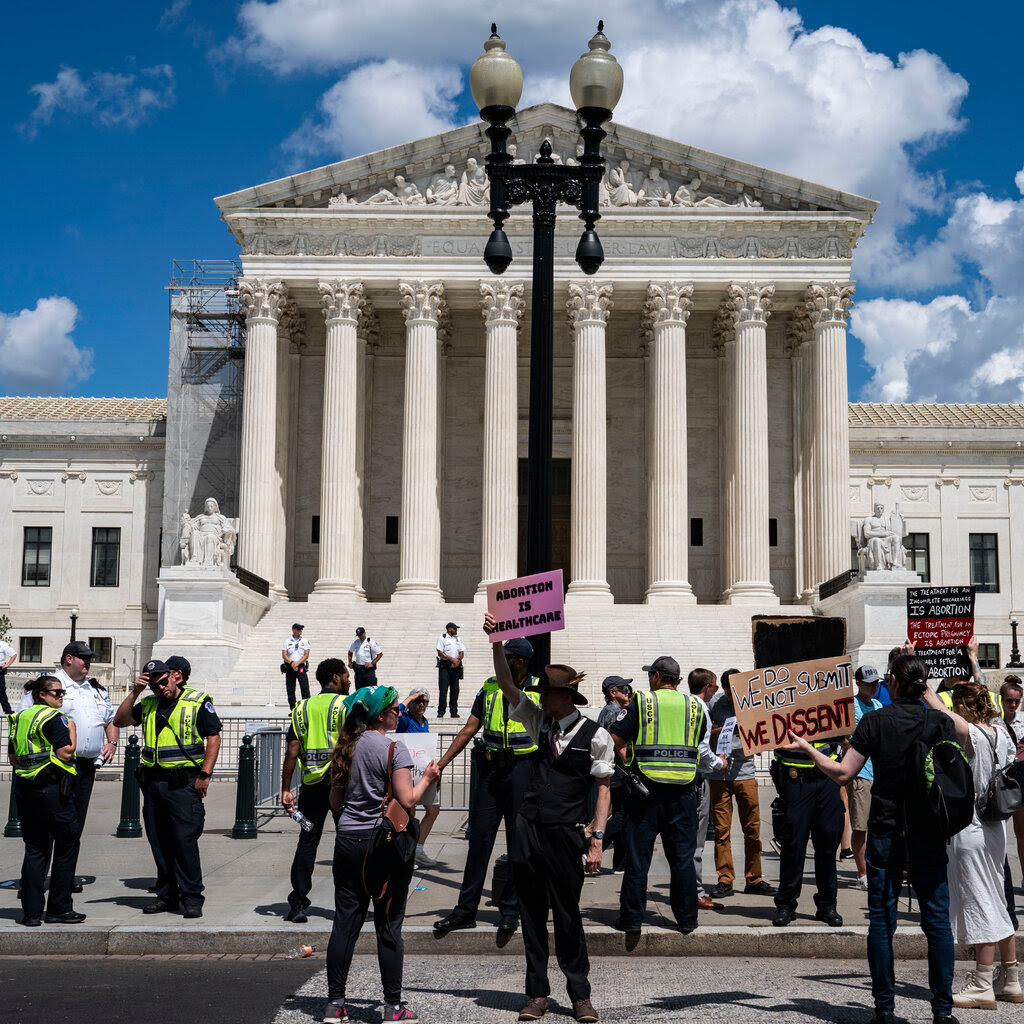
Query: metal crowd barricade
253 727 298 813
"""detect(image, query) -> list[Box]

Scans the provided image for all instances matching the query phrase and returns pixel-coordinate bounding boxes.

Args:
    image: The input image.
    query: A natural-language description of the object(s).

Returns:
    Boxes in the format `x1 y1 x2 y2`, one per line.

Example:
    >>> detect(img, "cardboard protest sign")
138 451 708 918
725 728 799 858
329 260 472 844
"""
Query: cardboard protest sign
907 586 975 679
729 655 856 756
486 569 565 643
388 732 438 785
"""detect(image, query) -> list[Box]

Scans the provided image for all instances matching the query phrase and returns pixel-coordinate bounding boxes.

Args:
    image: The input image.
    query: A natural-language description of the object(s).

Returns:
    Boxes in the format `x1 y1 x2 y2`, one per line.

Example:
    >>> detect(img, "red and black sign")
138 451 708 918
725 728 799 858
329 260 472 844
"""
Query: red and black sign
907 586 975 679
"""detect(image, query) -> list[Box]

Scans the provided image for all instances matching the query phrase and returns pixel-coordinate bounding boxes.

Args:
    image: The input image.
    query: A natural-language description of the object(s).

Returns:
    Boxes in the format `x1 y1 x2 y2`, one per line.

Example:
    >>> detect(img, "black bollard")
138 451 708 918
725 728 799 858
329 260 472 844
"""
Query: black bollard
116 735 143 838
232 734 257 839
4 779 21 838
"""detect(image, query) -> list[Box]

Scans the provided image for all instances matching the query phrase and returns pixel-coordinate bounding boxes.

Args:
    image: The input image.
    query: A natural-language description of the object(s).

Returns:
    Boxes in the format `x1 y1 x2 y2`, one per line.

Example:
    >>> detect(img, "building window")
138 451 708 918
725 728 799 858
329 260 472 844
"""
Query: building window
903 532 931 583
769 518 779 547
19 637 43 664
690 518 703 547
88 637 113 664
22 527 52 587
385 516 399 545
969 533 999 593
977 643 1000 669
90 527 121 587
311 515 320 544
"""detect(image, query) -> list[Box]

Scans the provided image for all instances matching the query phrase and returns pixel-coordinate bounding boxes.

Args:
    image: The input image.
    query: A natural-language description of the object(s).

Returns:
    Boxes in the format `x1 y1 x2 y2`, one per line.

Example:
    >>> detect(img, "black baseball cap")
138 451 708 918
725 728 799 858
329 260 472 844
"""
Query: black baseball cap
143 659 170 676
446 621 459 630
601 675 633 696
355 627 366 636
643 655 681 677
63 640 97 660
165 656 192 681
292 623 305 631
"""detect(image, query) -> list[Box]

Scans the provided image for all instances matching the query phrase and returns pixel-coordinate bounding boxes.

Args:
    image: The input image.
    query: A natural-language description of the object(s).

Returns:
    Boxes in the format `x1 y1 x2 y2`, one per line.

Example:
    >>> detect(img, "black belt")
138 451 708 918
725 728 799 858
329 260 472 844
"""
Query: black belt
779 763 825 781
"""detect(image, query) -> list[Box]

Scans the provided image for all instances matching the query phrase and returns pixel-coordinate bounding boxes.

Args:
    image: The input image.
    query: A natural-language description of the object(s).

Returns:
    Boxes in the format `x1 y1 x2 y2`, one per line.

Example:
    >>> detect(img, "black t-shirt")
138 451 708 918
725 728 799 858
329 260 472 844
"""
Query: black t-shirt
848 698 956 836
470 689 486 722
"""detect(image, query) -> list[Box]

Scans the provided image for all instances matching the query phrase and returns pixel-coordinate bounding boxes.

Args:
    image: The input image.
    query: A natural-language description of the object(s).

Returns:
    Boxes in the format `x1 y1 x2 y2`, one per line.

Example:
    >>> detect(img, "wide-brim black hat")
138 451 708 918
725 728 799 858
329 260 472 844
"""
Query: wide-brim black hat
524 664 589 706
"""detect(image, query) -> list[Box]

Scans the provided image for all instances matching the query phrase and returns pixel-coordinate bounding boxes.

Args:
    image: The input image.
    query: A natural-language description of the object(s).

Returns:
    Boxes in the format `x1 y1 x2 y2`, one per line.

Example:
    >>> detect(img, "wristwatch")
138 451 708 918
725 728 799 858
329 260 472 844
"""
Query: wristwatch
197 770 212 780
591 830 604 840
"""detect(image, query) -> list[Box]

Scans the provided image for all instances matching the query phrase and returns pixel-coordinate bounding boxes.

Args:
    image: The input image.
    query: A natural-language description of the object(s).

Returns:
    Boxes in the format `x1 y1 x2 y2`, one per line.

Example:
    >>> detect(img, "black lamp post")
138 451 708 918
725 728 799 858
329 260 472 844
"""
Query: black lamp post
472 22 622 670
1008 616 1023 669
69 608 78 642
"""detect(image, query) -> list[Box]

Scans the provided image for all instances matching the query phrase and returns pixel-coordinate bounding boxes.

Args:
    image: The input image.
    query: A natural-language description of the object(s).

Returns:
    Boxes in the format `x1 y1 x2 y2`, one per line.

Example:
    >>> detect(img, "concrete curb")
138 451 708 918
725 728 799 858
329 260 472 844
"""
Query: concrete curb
0 923 951 958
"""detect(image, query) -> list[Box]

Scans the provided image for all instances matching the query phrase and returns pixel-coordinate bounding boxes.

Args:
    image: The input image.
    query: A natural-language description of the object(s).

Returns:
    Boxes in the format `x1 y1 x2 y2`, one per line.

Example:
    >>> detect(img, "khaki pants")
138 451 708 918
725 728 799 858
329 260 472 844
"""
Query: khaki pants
709 778 763 887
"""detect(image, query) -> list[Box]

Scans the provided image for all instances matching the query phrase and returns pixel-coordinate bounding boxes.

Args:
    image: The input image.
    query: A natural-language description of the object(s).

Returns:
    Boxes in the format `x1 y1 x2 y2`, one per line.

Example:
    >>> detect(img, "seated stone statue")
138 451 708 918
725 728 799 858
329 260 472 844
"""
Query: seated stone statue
179 497 238 569
457 158 489 206
426 165 459 204
637 165 673 207
855 502 908 571
606 160 637 207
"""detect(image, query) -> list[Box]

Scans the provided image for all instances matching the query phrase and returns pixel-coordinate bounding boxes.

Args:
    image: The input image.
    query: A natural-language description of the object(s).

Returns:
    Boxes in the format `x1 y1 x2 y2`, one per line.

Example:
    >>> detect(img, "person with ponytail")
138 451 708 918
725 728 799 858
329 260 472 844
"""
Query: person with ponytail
323 685 439 1024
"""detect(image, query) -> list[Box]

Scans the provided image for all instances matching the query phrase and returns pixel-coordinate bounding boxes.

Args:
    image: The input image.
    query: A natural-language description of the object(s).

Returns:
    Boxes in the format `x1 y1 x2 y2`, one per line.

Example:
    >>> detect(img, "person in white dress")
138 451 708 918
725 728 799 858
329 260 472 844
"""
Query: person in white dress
925 680 1023 1008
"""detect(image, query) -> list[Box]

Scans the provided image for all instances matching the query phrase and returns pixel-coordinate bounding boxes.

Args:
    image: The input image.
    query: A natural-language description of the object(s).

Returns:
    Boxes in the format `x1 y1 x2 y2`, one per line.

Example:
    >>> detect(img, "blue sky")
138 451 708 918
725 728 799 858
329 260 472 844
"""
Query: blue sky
2 1 1022 403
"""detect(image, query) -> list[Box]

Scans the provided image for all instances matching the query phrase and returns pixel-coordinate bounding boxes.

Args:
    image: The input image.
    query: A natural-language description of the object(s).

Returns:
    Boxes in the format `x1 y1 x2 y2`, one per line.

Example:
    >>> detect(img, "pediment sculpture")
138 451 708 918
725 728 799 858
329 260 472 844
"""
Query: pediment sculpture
179 497 238 569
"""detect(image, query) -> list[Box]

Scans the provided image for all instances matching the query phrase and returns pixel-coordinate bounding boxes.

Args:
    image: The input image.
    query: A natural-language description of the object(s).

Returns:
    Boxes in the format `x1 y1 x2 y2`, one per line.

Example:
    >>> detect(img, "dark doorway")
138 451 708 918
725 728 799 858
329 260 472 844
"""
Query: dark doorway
517 457 571 587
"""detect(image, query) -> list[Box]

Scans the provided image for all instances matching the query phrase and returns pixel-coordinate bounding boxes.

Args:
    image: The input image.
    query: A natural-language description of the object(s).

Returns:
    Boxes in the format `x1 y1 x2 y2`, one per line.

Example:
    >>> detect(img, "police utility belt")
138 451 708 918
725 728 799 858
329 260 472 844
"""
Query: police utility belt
473 740 522 770
771 759 826 783
139 764 199 788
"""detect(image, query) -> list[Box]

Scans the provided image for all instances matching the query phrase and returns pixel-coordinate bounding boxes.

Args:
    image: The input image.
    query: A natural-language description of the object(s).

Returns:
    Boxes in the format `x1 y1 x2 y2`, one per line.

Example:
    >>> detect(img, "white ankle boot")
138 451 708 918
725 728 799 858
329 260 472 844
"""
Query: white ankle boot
994 961 1024 1003
953 964 996 1009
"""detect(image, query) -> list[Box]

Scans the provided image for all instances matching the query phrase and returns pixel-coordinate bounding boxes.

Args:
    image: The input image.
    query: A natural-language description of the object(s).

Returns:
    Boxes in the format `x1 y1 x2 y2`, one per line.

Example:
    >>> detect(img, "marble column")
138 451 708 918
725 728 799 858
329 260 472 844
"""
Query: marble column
644 281 697 604
808 282 855 589
313 280 365 597
477 280 524 594
787 307 815 601
393 280 446 601
566 280 613 601
723 282 778 604
277 301 305 597
714 304 737 598
237 279 286 588
351 306 377 598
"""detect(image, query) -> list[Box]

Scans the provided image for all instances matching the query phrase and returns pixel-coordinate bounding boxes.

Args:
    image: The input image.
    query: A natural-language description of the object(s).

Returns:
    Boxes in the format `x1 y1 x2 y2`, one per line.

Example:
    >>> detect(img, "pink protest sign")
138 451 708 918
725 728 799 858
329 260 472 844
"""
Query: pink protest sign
486 570 565 643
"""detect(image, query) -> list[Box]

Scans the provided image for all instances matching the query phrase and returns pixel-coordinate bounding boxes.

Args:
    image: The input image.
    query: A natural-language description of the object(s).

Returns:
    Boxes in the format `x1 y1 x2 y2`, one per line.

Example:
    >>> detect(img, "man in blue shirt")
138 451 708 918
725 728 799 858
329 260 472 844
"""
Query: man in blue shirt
845 665 883 891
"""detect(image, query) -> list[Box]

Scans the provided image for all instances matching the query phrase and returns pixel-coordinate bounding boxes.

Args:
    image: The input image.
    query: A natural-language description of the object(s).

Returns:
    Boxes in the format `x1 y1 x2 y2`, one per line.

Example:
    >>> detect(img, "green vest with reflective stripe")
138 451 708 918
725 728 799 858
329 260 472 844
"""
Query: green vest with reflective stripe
139 686 209 768
939 690 954 710
774 741 840 767
10 705 77 779
292 691 347 784
481 677 540 754
938 687 1004 715
627 689 702 785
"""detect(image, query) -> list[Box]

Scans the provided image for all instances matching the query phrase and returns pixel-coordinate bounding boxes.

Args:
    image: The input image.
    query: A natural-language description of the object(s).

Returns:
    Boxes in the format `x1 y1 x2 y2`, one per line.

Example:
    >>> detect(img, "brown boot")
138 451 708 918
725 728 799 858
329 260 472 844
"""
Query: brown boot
518 997 548 1021
573 998 599 1023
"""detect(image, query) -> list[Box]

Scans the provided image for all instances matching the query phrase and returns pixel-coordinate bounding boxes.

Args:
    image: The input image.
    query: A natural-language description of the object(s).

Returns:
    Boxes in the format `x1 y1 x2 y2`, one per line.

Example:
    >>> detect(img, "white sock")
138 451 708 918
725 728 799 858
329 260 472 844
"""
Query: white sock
416 843 424 853
859 874 867 883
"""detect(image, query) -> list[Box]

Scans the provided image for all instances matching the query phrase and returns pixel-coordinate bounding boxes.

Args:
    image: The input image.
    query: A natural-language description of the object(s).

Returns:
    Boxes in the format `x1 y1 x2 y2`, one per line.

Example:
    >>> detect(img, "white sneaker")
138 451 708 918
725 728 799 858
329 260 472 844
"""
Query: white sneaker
415 849 438 868
852 876 869 891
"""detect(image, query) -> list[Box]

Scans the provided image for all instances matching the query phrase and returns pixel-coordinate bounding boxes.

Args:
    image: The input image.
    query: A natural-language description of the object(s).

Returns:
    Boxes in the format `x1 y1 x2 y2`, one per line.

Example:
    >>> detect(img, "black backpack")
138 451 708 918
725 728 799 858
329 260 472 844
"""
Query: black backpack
903 709 975 840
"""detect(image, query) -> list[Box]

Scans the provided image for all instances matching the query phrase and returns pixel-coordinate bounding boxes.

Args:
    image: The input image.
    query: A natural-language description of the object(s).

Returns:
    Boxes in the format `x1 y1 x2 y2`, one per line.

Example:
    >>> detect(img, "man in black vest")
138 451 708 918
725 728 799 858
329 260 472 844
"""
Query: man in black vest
485 613 614 1024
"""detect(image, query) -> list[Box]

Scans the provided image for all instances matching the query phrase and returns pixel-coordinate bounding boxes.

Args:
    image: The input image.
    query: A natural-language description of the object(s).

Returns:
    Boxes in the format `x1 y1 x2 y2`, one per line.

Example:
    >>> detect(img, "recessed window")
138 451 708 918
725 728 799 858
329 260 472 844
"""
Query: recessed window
690 518 703 547
19 637 42 664
90 527 121 587
22 527 52 587
385 516 399 545
969 533 999 593
977 643 1000 669
88 637 113 664
769 518 778 547
311 515 320 545
903 532 931 583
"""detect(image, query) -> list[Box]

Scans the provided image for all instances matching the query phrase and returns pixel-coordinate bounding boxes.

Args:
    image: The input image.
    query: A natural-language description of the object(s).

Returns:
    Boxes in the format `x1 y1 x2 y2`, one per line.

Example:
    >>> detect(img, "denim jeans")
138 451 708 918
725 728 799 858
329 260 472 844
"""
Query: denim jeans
866 832 953 1018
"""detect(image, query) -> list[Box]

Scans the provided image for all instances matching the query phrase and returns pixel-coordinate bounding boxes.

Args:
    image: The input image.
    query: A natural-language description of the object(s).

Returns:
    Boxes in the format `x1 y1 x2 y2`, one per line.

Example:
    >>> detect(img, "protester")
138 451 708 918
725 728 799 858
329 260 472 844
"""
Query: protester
281 658 349 923
929 682 1021 1008
845 665 884 891
611 656 725 936
783 652 958 1024
688 668 720 909
8 675 83 926
707 668 776 899
436 622 465 719
323 685 439 1023
483 613 612 1024
597 676 632 874
281 623 311 709
396 689 441 867
1001 676 1024 876
348 627 383 687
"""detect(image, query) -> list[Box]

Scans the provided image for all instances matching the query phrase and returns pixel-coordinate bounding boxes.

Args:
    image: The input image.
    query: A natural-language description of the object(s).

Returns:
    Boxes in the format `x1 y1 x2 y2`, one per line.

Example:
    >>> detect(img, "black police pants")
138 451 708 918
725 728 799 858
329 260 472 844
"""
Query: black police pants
284 665 311 709
327 830 412 1005
512 816 591 1002
437 664 461 717
0 667 11 715
773 771 843 912
142 773 206 907
16 778 80 919
288 780 338 910
452 755 532 921
353 665 377 688
68 757 98 879
604 782 629 872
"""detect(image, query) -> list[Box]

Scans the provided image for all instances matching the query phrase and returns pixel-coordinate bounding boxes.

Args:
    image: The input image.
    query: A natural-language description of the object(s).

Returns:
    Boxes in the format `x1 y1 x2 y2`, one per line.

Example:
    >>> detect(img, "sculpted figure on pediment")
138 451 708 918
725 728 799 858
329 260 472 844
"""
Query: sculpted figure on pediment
364 175 425 206
458 157 489 206
637 165 674 207
508 143 526 166
673 177 763 209
426 164 459 205
606 160 637 207
566 143 585 166
328 192 356 207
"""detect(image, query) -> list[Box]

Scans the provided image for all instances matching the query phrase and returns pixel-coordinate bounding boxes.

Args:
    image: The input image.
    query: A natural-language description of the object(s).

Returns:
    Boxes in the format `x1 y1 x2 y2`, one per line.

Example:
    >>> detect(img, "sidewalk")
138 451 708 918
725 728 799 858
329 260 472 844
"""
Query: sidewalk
0 779 1015 956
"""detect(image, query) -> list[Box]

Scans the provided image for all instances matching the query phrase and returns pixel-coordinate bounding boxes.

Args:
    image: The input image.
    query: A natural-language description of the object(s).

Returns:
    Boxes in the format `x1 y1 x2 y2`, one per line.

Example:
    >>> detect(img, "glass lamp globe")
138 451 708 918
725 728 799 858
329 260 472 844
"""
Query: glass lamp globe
569 22 623 113
470 25 523 112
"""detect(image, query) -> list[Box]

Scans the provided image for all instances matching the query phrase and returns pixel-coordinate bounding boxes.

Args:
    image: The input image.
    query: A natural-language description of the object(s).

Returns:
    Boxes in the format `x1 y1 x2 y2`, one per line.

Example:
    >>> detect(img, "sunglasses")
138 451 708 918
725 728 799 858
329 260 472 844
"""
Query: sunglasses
44 689 67 697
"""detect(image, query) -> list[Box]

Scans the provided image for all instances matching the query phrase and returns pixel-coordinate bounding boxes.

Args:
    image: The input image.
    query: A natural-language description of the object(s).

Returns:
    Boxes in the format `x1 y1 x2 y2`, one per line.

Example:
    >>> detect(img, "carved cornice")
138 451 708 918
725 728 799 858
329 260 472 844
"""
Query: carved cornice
480 281 526 325
728 282 774 325
807 281 855 325
935 476 961 488
318 280 365 324
566 281 613 326
642 282 693 339
238 279 287 322
399 280 447 327
61 471 87 482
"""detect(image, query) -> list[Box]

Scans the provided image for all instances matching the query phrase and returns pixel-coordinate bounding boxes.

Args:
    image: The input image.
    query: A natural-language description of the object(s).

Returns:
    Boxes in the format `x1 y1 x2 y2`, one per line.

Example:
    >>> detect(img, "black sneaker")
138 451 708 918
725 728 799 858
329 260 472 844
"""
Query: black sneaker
285 906 309 923
43 910 86 924
182 903 203 919
708 882 734 899
839 847 855 861
323 1001 349 1022
743 880 778 896
772 905 795 927
433 913 476 933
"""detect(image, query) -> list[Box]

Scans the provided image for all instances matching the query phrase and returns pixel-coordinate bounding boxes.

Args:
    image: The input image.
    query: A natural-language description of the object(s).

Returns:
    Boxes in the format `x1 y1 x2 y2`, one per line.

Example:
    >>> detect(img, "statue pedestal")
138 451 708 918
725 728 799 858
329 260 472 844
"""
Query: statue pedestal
153 567 272 686
815 569 922 669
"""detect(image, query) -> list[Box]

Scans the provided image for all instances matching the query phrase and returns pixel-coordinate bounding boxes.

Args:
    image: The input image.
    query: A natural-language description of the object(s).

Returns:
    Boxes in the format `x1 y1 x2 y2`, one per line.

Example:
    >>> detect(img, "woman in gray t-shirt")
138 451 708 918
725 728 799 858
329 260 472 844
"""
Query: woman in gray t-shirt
323 685 439 1024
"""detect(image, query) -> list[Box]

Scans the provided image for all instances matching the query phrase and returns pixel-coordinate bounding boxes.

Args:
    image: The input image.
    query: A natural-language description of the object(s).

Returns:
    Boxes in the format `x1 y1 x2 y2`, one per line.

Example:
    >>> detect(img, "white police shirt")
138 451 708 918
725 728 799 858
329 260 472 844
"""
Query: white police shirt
349 638 382 666
436 633 465 661
18 667 113 759
0 640 15 667
283 636 310 663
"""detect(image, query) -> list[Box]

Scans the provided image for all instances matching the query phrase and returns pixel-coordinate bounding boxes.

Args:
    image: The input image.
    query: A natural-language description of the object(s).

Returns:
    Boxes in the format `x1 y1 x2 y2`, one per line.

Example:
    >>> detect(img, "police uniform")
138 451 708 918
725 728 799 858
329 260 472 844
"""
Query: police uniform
611 687 714 931
132 678 221 914
286 690 347 916
771 742 844 922
439 677 540 927
9 703 80 923
349 634 382 688
282 629 311 708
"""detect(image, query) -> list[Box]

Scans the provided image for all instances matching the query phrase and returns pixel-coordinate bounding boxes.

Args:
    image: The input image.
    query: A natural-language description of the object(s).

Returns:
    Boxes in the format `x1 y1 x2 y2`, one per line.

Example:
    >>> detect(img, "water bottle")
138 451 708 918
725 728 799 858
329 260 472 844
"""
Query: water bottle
94 754 105 767
286 944 316 958
292 810 315 832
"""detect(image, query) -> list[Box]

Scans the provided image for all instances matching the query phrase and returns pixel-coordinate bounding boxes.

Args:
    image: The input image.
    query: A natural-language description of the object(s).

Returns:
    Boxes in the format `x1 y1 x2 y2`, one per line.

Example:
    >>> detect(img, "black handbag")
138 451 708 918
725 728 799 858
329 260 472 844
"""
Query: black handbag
362 743 419 901
978 726 1023 822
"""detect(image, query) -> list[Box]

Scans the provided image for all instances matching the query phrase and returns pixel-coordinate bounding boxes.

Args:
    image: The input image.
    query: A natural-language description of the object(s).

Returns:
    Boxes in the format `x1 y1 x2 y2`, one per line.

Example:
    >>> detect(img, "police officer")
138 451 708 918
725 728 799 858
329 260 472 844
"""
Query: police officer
8 675 84 926
610 655 725 935
113 656 221 919
281 657 349 923
433 636 540 934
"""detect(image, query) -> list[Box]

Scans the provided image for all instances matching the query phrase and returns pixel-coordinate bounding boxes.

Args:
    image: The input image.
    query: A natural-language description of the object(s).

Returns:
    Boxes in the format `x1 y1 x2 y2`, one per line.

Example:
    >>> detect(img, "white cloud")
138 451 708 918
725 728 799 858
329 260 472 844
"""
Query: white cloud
21 64 176 139
159 0 191 30
0 297 93 395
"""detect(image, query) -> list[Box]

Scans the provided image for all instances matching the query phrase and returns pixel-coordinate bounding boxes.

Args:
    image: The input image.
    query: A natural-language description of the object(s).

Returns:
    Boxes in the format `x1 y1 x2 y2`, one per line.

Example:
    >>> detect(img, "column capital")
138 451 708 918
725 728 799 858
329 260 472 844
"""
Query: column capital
566 280 613 326
238 279 287 323
785 305 815 352
806 281 855 325
279 300 307 349
480 280 525 324
357 302 380 346
319 279 365 324
727 281 774 325
712 301 736 350
399 279 446 325
643 281 693 340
